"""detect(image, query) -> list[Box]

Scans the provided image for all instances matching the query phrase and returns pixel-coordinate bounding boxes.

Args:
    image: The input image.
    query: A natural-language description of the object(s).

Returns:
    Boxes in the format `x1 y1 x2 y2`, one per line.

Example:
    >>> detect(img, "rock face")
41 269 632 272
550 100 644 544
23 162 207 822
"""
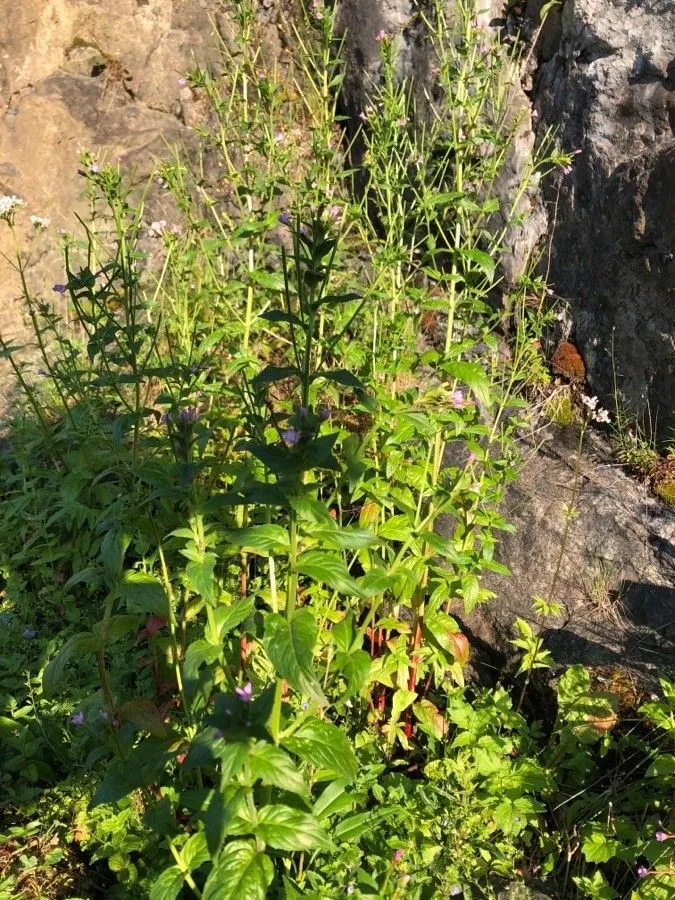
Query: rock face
453 425 675 686
531 0 675 443
0 0 220 410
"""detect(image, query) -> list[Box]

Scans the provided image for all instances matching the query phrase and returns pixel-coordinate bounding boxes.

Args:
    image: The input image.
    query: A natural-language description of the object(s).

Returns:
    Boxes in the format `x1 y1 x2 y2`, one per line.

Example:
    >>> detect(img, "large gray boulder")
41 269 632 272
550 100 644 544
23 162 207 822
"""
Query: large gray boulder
531 0 675 443
451 425 675 686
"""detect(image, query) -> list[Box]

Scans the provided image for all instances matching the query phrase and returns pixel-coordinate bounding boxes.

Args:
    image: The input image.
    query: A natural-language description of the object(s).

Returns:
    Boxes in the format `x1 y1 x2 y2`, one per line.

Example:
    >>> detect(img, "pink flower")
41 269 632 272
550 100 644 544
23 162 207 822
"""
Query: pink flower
451 389 474 409
140 615 167 640
375 30 389 41
392 849 404 864
655 830 668 842
70 711 84 726
637 865 651 878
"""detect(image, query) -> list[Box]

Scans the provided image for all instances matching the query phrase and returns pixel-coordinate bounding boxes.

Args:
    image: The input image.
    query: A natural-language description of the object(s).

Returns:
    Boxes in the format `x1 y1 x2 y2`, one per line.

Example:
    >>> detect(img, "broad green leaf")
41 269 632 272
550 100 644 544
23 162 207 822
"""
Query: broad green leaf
313 778 354 820
581 824 623 863
43 632 101 697
93 614 141 643
264 610 325 704
254 806 333 851
186 554 217 602
248 741 308 796
180 832 209 872
206 598 255 645
573 871 618 900
149 866 183 900
309 526 377 550
90 758 141 807
259 309 303 328
202 840 273 900
315 369 365 392
117 572 169 616
457 247 496 281
116 699 167 738
378 515 412 541
388 689 417 743
444 360 492 408
100 528 131 585
223 525 290 553
297 550 362 596
250 271 287 292
283 716 358 781
333 649 371 697
251 365 300 395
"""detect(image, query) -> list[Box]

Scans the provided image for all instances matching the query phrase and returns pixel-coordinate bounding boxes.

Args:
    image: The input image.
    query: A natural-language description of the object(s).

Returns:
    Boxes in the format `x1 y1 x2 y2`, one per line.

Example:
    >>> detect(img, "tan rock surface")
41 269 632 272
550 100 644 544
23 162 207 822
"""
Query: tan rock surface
0 0 219 410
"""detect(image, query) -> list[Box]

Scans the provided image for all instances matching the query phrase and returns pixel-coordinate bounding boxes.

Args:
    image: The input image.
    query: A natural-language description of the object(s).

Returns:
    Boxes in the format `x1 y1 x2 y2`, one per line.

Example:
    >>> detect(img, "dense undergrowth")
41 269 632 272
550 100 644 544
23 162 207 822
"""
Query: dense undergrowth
0 2 672 898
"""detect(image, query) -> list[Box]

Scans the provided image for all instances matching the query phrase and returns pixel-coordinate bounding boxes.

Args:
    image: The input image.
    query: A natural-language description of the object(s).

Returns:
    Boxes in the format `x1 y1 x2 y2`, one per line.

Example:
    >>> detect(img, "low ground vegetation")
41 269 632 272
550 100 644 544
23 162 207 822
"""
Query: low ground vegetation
0 2 672 897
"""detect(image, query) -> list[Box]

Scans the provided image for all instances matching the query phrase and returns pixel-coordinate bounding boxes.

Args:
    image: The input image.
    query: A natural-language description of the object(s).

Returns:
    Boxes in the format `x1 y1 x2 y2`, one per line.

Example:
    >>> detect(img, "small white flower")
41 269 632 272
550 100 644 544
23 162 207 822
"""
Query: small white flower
581 394 599 410
0 195 26 221
29 215 50 229
593 407 611 424
148 219 167 237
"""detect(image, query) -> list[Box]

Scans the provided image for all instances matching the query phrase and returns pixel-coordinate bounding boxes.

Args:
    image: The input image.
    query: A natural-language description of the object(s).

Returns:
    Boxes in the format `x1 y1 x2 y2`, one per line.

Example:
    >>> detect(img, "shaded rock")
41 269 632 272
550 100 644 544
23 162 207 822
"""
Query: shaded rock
450 425 675 686
531 0 675 442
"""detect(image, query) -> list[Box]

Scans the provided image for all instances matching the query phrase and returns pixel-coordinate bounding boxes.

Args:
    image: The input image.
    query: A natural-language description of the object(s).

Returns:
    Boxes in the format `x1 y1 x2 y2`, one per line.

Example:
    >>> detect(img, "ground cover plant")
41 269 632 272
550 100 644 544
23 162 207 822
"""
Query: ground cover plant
0 1 673 898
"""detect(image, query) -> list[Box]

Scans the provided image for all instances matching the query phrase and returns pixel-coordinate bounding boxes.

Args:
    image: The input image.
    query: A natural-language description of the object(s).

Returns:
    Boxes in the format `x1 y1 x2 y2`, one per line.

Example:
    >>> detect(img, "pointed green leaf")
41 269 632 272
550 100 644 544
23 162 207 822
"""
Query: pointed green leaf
43 632 101 697
248 741 308 796
117 572 169 616
254 806 333 851
297 550 362 596
264 610 325 704
202 840 273 900
283 716 358 781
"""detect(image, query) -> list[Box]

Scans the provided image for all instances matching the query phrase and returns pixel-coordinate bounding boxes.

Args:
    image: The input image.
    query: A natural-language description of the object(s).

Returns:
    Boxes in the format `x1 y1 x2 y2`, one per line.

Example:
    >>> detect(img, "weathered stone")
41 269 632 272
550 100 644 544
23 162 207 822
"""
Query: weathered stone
531 0 675 443
450 424 675 686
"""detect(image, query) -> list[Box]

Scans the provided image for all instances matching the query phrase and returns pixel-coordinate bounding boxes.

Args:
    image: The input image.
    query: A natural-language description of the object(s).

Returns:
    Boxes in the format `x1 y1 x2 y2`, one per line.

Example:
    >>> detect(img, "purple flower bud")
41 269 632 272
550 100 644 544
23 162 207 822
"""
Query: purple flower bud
279 211 291 225
36 367 48 377
655 830 668 842
318 406 332 421
70 711 85 726
52 283 68 293
637 865 650 878
450 888 462 897
329 205 341 219
282 427 301 447
160 411 173 426
179 406 199 425
392 849 404 863
22 627 37 639
298 406 309 417
235 681 253 703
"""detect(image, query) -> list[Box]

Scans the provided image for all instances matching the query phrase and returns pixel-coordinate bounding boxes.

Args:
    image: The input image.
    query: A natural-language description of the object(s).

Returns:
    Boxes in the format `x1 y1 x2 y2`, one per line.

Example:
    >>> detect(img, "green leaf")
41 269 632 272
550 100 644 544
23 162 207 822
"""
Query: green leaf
248 741 308 796
202 840 274 900
254 806 333 851
206 598 255 645
580 824 622 863
444 360 492 408
264 610 325 704
259 309 303 328
457 247 496 281
117 572 169 616
378 515 412 542
297 550 362 596
43 632 101 697
313 778 354 820
90 757 142 807
150 867 184 900
283 716 358 781
309 526 377 550
573 870 618 900
223 525 289 553
100 528 131 585
180 832 210 872
315 369 365 392
251 366 300 395
249 271 287 292
186 554 217 602
93 614 141 643
333 650 371 697
333 807 396 842
116 699 167 738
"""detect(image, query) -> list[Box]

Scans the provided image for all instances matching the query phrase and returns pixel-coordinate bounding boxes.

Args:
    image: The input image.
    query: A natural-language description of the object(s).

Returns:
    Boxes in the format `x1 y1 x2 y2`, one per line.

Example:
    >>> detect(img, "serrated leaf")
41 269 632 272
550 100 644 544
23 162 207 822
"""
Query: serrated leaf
117 572 169 616
254 806 333 851
283 716 358 781
202 840 273 900
150 866 184 900
248 741 308 796
264 611 325 704
297 550 362 596
186 554 216 602
223 525 289 553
